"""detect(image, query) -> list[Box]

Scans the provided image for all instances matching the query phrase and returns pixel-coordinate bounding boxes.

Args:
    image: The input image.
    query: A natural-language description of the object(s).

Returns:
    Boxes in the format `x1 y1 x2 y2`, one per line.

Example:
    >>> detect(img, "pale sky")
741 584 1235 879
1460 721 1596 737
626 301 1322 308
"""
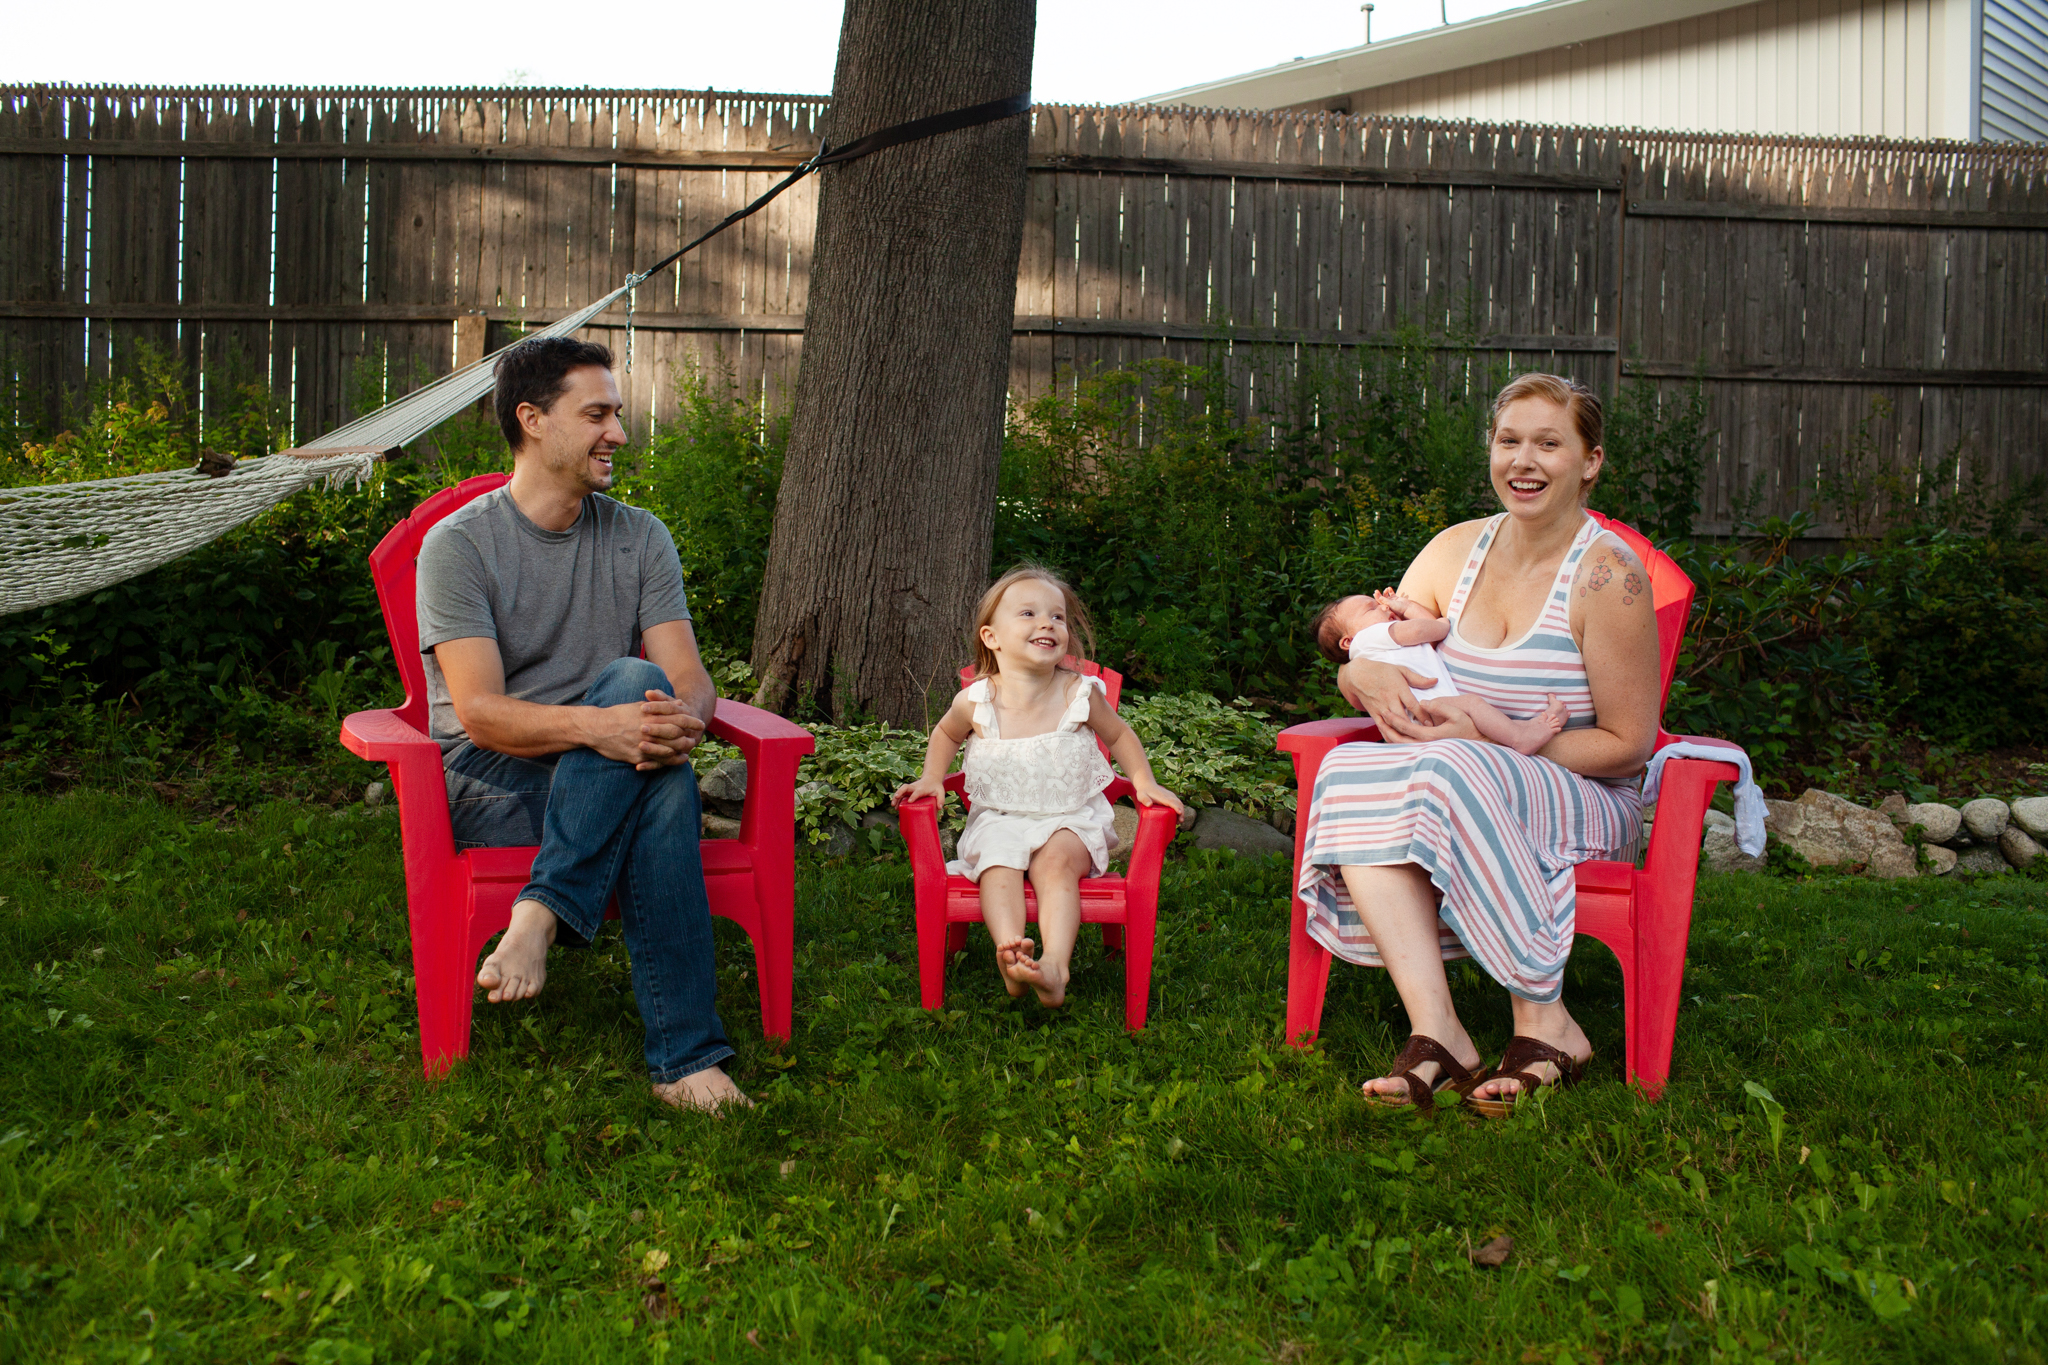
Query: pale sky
4 0 1538 104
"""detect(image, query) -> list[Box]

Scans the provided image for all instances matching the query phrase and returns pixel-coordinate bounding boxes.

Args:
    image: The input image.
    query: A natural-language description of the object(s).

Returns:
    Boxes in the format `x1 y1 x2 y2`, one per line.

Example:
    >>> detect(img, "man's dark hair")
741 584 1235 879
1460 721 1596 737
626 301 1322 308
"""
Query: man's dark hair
492 336 616 451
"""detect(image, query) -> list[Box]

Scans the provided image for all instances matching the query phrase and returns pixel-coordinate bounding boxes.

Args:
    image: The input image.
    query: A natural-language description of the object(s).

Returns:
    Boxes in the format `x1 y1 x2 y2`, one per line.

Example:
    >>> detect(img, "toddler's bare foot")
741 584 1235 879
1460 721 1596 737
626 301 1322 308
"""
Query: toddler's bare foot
1505 693 1570 756
995 937 1035 997
652 1064 753 1113
1002 938 1069 1008
477 898 556 1002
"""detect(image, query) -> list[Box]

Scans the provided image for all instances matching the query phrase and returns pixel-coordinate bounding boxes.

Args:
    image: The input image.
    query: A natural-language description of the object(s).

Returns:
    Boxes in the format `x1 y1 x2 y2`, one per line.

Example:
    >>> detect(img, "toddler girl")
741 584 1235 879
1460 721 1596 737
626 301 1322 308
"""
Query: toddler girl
1311 589 1567 755
892 566 1187 1007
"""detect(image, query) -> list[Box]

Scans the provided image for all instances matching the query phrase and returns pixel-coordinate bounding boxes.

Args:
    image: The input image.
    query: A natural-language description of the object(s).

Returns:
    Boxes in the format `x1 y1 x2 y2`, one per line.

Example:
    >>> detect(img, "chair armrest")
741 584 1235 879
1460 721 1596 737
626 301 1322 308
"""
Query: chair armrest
341 707 443 764
1275 716 1383 801
707 699 817 764
1275 717 1383 753
1642 754 1741 884
1660 734 1745 757
1127 797 1181 867
709 699 817 848
895 794 950 875
340 707 456 856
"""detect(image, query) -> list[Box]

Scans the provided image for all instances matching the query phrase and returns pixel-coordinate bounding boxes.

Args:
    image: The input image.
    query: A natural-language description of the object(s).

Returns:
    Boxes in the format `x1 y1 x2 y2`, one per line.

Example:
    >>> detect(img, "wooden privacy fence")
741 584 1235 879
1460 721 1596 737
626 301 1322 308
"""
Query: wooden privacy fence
2 84 2045 533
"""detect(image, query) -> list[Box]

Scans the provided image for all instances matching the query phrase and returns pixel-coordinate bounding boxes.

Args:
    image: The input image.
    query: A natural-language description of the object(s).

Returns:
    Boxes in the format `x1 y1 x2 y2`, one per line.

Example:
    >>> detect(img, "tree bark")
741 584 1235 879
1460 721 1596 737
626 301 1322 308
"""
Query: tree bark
749 0 1035 727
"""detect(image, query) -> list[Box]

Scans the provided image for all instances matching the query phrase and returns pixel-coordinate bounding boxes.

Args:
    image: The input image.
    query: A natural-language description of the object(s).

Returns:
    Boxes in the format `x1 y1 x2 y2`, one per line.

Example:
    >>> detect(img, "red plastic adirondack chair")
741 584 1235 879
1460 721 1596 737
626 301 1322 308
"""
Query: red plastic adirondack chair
896 661 1179 1032
1275 513 1741 1099
339 473 816 1077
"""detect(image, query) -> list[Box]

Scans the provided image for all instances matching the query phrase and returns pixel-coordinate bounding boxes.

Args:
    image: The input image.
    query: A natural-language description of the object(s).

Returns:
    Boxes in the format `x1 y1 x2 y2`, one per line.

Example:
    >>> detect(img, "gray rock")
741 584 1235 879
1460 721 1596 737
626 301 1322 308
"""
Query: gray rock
1955 845 2011 876
363 781 388 809
1922 844 1958 876
2000 825 2044 868
698 759 749 817
1701 811 1765 874
702 812 743 841
1962 798 2011 842
2011 796 2048 840
1268 806 1296 838
860 807 903 849
1108 804 1140 868
1878 793 1909 822
1903 802 1962 845
813 823 856 857
1188 806 1293 857
1763 789 1917 878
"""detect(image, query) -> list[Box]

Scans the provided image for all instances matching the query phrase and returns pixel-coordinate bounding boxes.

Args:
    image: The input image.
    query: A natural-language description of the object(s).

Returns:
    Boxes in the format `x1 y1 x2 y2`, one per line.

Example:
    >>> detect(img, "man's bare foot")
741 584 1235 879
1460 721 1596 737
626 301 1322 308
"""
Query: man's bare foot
477 898 557 1002
999 936 1068 1008
1505 693 1570 756
652 1065 753 1113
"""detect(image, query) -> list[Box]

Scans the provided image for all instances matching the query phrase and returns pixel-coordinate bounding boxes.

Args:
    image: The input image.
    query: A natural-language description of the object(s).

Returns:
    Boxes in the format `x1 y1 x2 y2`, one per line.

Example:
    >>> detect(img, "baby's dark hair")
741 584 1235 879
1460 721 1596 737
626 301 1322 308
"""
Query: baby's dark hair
1310 597 1359 665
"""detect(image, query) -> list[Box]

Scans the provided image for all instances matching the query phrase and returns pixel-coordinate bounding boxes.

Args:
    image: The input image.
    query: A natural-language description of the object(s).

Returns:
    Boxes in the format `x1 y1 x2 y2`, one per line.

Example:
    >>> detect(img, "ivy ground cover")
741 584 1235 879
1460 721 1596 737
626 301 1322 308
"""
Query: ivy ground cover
2 790 2046 1364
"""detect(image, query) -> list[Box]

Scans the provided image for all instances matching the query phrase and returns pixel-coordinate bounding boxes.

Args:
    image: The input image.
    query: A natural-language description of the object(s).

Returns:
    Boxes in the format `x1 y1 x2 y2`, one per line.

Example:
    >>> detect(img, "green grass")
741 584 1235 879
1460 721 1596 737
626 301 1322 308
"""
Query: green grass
2 790 2046 1364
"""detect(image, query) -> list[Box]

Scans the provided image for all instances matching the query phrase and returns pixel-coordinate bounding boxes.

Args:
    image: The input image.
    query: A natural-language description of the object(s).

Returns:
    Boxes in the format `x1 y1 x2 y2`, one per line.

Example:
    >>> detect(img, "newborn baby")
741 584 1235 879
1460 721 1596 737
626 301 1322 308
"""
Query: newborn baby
1312 590 1567 756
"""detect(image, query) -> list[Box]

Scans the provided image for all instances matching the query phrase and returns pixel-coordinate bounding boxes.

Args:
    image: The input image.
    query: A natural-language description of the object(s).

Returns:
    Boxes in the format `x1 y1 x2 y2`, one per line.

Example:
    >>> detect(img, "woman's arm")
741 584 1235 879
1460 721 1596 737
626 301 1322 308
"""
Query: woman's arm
890 691 977 806
1540 538 1662 779
1400 539 1659 776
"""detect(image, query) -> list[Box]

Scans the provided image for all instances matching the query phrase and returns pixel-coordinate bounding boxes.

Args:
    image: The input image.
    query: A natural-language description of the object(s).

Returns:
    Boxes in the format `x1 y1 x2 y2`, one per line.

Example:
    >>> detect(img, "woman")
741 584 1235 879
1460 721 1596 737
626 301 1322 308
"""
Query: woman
1298 373 1661 1116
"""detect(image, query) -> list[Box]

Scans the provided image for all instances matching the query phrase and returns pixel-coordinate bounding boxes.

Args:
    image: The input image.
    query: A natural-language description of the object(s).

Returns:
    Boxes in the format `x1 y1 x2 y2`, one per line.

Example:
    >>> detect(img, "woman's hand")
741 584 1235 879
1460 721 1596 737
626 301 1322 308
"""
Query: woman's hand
1401 698 1485 744
891 776 947 809
1131 779 1192 827
1337 659 1444 741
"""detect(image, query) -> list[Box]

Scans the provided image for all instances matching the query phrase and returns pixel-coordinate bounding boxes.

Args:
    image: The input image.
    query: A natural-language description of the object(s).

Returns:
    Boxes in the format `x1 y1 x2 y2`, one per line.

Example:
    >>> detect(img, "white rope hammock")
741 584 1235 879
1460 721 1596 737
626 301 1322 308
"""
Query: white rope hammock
0 287 626 617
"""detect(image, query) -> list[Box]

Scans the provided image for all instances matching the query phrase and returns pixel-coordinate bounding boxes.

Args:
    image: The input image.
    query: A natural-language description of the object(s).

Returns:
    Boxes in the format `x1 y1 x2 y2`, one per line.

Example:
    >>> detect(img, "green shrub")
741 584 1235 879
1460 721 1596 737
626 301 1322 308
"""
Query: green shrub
6 339 2045 803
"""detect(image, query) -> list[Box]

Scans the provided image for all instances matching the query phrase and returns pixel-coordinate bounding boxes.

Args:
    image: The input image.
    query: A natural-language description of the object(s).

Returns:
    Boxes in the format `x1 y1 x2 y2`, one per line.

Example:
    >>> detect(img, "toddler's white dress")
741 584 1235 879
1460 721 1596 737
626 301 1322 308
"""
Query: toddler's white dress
947 674 1120 881
1349 621 1461 701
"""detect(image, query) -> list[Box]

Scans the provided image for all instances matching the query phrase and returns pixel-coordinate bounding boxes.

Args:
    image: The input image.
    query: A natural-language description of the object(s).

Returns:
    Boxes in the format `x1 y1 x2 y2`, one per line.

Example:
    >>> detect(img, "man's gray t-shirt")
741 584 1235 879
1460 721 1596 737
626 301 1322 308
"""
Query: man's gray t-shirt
415 488 691 755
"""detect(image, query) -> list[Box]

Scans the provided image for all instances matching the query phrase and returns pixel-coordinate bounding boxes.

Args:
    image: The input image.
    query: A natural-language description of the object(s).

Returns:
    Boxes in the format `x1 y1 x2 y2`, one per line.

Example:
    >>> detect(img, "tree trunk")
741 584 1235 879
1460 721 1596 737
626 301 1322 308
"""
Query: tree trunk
749 0 1035 727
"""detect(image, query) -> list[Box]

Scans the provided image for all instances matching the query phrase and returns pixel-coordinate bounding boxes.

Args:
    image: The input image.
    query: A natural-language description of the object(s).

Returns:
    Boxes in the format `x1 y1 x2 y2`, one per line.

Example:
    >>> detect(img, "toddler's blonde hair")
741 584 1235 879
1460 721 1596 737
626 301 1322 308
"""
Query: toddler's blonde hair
970 564 1096 680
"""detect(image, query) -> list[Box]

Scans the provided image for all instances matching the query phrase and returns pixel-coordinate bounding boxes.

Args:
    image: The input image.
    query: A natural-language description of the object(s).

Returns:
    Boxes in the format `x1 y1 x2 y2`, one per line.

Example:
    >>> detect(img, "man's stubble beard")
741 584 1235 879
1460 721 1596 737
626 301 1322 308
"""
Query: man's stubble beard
544 439 613 494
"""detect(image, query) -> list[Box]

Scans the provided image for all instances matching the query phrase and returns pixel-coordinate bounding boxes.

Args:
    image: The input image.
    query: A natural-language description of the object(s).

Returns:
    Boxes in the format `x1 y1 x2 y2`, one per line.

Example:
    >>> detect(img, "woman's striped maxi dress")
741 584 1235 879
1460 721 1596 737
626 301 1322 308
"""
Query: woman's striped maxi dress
1296 512 1643 1004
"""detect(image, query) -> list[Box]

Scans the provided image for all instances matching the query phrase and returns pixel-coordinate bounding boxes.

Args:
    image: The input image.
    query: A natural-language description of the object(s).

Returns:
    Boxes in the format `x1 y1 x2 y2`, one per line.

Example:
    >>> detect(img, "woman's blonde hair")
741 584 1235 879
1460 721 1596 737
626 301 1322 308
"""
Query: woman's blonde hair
970 564 1096 679
1489 373 1605 500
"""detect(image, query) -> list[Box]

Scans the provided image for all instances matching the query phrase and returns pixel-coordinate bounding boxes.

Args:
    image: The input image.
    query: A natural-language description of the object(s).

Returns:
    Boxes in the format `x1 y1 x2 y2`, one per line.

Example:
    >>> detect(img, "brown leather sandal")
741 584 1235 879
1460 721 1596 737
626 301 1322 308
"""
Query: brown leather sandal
1363 1034 1482 1111
1467 1035 1592 1118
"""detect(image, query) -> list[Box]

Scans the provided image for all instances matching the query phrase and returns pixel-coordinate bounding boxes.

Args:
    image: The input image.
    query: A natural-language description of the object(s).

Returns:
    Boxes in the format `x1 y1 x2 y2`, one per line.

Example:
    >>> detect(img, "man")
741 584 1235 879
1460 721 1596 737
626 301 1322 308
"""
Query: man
415 335 747 1111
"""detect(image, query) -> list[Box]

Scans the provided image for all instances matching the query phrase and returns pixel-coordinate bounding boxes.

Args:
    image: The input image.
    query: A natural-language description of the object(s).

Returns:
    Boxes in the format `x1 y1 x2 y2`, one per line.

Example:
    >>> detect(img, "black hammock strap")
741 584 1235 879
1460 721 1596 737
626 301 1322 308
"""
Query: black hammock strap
622 90 1031 296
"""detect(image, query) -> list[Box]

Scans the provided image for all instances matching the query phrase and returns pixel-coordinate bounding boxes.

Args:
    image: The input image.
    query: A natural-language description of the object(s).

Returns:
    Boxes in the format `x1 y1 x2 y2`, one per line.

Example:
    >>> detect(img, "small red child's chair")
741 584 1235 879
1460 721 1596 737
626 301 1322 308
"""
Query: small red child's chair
1276 513 1742 1099
339 473 816 1077
896 661 1180 1031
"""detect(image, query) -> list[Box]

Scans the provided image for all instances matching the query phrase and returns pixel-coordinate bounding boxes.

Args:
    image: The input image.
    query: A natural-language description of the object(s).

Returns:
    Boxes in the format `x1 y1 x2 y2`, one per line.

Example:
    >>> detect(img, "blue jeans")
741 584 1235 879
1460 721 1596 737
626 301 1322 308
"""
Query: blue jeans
442 657 735 1084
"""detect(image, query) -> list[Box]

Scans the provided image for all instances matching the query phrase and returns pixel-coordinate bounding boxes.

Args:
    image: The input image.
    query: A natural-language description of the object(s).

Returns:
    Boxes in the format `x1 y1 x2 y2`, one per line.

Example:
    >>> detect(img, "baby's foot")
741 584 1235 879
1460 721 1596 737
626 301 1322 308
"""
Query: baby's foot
1505 694 1569 756
1002 938 1069 1008
994 938 1031 997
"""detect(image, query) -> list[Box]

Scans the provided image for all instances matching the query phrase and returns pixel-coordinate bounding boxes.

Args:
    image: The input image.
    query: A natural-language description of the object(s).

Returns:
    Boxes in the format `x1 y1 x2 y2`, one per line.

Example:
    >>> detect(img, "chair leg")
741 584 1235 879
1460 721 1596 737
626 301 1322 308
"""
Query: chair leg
1122 909 1155 1032
752 923 793 1045
946 923 969 955
917 892 952 1012
1100 923 1125 956
1285 894 1334 1048
415 937 476 1079
1626 916 1686 1101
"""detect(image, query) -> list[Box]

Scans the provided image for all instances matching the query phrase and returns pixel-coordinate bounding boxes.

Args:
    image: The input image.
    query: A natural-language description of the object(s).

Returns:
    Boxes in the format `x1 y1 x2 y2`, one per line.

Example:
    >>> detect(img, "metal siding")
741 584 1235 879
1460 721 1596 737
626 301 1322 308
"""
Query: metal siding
1342 0 1978 138
1982 0 2048 140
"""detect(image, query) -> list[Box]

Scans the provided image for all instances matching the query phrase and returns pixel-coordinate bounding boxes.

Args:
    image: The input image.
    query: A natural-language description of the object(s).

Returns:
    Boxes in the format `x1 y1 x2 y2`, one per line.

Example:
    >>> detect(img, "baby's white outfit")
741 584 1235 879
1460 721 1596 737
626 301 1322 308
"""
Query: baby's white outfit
1349 621 1461 701
947 673 1120 882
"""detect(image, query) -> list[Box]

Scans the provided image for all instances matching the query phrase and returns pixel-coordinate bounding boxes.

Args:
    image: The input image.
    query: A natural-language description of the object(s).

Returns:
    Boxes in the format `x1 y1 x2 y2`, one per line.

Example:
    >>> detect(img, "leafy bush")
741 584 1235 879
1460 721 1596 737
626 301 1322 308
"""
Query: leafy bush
6 336 2046 805
1119 692 1294 817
